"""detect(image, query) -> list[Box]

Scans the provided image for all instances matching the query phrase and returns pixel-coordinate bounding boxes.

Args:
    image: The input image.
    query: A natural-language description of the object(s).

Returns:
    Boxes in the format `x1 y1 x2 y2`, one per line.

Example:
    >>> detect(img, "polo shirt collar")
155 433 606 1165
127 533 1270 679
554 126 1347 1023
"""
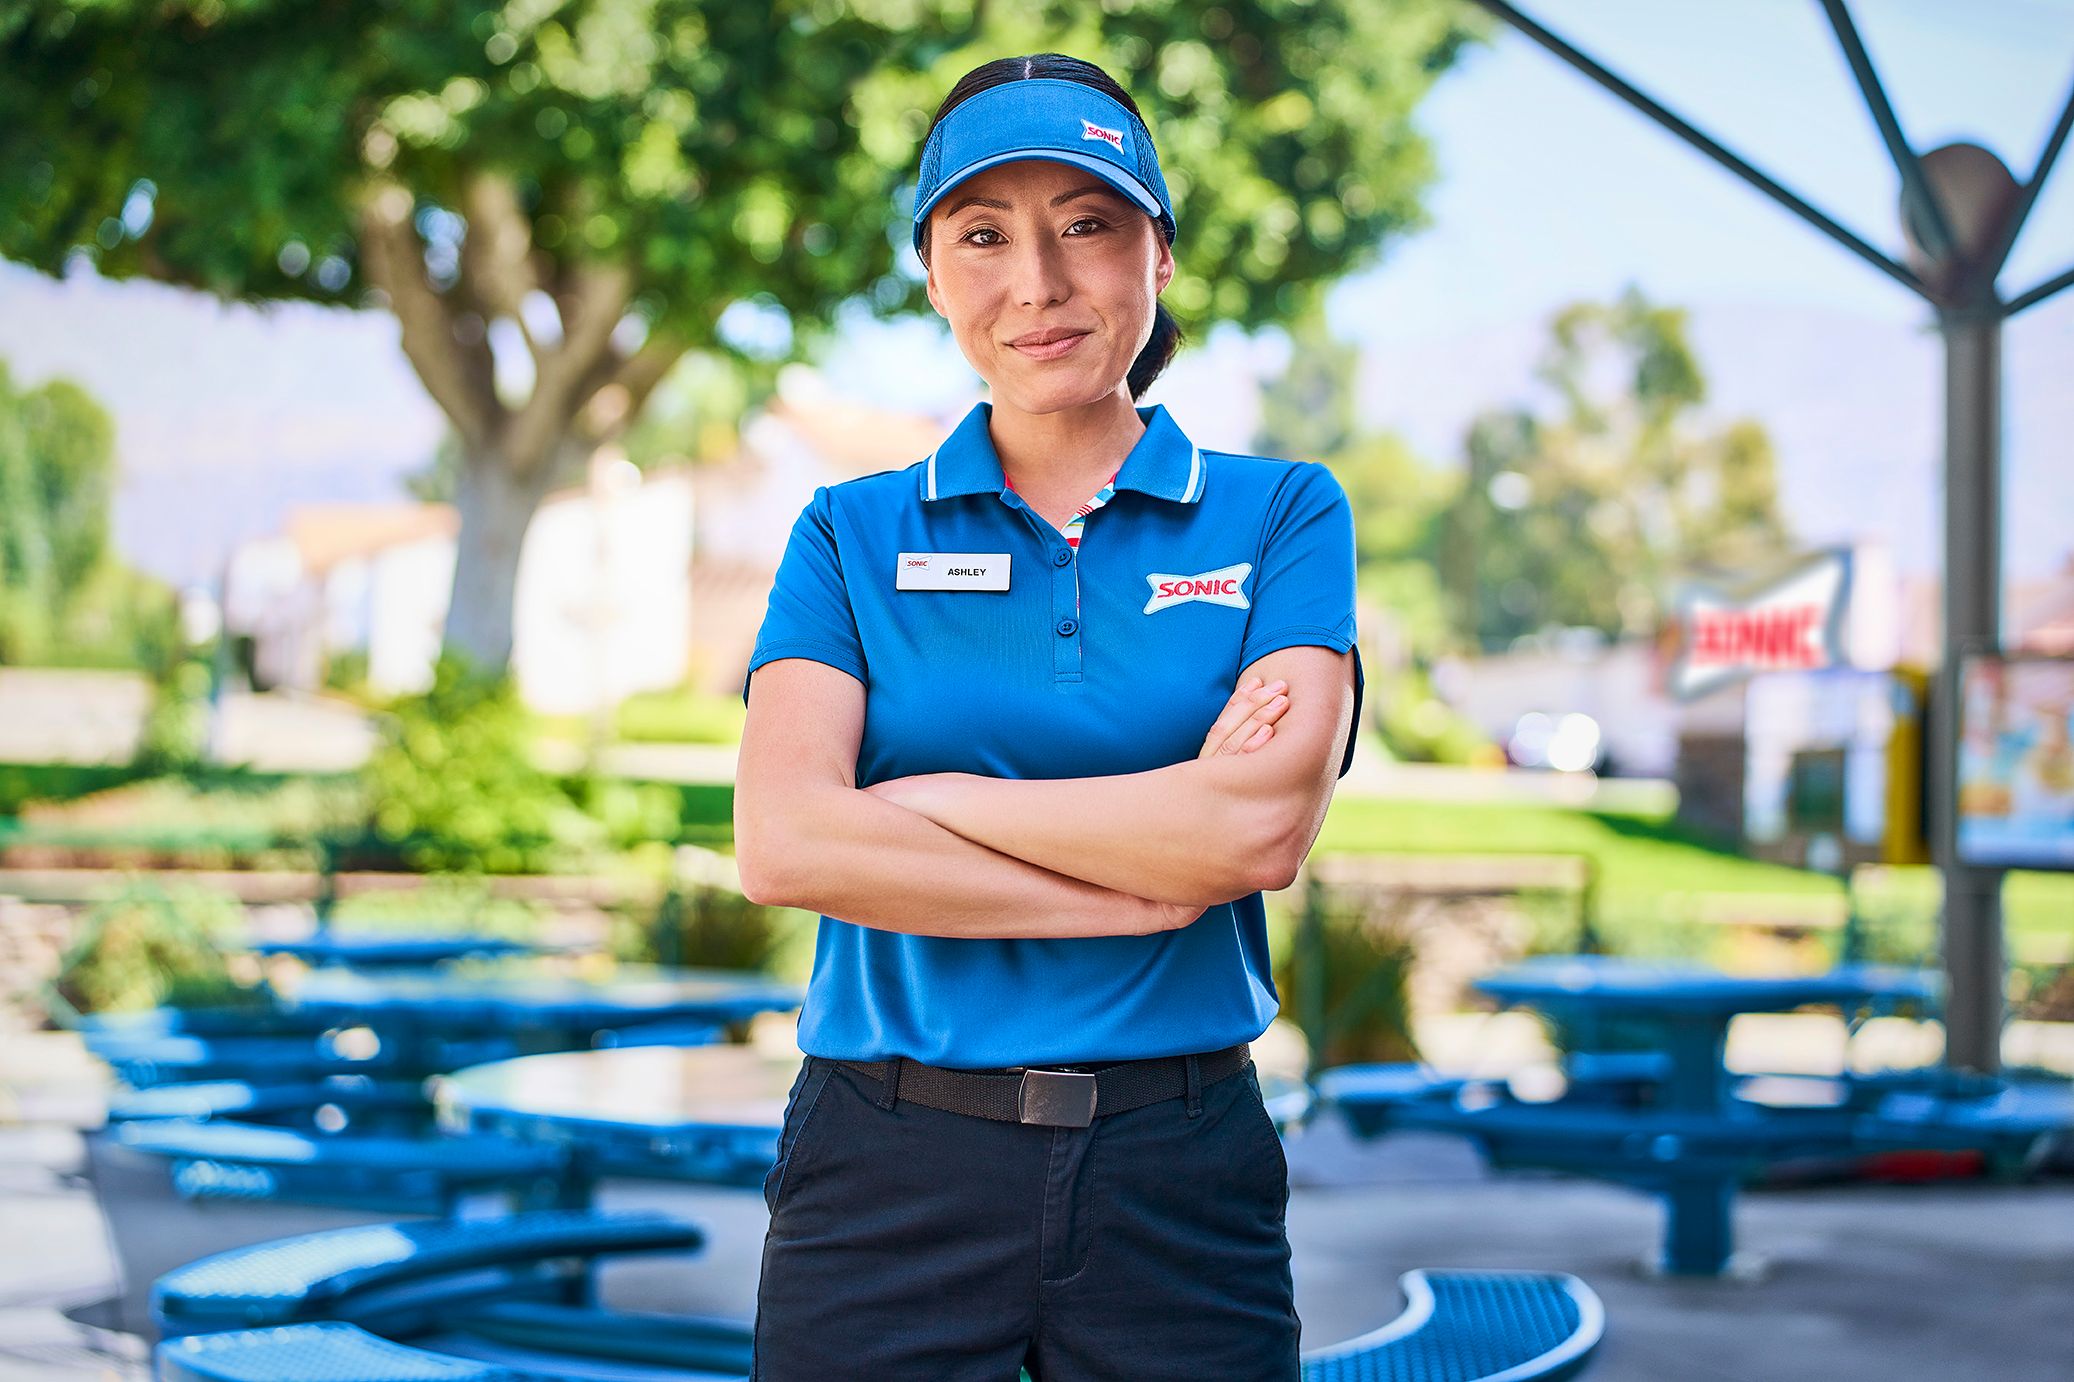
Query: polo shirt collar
920 400 1206 505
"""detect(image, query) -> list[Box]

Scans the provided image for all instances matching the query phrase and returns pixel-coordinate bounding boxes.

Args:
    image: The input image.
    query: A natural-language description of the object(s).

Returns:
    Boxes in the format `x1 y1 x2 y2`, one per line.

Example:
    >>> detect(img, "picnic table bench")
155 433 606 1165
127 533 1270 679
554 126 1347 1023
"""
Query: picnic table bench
112 1120 570 1215
156 1247 1602 1382
152 1211 704 1339
107 1078 432 1131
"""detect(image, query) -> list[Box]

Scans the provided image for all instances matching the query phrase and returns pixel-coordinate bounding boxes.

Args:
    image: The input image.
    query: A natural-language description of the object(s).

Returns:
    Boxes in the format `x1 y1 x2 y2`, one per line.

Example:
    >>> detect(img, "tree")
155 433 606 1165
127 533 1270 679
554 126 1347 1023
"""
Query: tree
1254 309 1482 763
1442 285 1790 649
2 0 1489 672
1254 306 1459 665
0 358 117 663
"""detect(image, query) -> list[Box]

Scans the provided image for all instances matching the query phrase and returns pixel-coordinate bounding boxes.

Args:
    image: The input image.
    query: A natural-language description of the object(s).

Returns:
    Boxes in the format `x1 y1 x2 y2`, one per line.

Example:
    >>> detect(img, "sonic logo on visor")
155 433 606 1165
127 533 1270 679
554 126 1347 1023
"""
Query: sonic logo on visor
1080 118 1126 153
1143 563 1252 614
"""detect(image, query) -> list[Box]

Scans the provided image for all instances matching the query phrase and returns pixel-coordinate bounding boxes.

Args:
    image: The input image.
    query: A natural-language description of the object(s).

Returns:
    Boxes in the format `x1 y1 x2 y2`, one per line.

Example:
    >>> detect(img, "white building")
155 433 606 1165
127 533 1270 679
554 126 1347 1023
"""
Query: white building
225 463 695 715
223 370 955 711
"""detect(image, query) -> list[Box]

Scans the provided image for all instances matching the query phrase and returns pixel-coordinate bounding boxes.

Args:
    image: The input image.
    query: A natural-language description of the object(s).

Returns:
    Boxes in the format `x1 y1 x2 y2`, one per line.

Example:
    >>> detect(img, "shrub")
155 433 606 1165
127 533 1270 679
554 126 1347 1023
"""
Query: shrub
50 879 263 1015
613 687 747 745
636 880 783 971
1275 880 1421 1070
361 653 591 874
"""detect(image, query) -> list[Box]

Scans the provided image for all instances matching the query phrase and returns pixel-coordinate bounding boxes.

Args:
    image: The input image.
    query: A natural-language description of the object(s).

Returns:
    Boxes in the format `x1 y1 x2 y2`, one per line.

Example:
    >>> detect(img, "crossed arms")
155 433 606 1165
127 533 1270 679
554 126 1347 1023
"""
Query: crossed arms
733 644 1357 941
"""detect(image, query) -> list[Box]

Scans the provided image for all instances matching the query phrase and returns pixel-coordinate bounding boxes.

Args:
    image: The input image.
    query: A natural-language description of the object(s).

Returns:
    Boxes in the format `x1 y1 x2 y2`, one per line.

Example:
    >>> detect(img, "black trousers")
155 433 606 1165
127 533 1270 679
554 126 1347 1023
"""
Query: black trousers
751 1052 1300 1381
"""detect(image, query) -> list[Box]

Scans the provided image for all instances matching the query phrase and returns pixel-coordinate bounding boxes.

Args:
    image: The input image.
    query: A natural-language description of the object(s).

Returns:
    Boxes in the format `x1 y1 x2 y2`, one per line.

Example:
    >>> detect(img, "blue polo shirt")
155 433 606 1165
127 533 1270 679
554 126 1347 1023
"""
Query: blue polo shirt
743 399 1364 1067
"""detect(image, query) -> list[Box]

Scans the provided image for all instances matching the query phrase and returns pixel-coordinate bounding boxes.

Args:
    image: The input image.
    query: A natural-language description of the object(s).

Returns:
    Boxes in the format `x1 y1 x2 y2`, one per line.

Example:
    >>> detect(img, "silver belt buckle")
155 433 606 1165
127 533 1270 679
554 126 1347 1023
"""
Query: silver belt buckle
1018 1068 1098 1127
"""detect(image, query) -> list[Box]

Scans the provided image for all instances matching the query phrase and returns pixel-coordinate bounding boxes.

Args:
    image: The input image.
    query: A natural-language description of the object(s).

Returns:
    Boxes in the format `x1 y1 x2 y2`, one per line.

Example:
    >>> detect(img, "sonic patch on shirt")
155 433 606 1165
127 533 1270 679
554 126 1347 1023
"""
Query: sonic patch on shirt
1143 562 1252 614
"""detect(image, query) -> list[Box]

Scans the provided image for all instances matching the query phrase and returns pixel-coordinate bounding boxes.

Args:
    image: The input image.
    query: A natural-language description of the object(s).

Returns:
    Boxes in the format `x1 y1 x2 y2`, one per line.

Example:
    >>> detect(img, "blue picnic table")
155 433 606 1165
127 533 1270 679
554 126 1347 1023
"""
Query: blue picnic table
1477 957 1940 1115
434 1044 1318 1195
433 1044 799 1191
288 965 802 1046
250 933 546 970
1378 957 1943 1276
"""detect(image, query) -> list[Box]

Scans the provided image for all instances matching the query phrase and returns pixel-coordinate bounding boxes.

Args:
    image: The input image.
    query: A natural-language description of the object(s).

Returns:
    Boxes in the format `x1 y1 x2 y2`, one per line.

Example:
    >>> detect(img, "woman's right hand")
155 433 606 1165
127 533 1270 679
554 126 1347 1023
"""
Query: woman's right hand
1108 678 1291 935
1198 675 1290 759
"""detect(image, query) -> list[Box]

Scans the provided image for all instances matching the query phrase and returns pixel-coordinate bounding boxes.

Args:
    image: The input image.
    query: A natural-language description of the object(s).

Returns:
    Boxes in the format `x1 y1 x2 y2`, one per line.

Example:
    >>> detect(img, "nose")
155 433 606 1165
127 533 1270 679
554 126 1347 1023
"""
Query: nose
1009 230 1072 310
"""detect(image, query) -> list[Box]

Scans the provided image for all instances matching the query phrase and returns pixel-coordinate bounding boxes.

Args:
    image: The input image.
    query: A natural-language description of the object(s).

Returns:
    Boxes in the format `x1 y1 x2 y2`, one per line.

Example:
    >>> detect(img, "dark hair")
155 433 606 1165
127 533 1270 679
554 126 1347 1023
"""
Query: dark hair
917 53 1184 401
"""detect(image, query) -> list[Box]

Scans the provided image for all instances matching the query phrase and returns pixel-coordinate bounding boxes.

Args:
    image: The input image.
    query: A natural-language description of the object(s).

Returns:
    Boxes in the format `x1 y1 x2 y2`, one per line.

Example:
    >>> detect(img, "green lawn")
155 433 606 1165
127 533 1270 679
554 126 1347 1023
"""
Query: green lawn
1313 796 2072 967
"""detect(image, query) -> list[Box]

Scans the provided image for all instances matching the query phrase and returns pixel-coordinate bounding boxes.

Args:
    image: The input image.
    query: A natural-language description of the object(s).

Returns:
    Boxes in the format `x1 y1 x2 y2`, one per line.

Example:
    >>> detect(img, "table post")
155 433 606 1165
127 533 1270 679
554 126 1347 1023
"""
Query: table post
1656 1013 1735 1114
1661 1174 1735 1275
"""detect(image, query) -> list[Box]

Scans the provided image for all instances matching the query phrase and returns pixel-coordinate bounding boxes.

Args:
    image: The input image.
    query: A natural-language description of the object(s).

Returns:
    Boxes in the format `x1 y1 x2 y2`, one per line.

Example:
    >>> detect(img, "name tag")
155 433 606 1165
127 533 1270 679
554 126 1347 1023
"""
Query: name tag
896 552 1011 591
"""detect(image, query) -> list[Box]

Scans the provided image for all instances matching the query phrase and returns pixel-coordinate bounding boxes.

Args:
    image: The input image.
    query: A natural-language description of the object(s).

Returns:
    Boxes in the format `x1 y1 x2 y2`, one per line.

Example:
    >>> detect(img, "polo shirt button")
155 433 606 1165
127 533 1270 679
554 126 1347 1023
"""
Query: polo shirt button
1052 548 1073 567
1056 618 1078 636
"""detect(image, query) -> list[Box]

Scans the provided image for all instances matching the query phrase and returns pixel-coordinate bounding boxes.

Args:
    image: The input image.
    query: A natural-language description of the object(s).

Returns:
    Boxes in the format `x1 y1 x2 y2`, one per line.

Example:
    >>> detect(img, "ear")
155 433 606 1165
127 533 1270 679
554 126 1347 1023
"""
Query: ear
1153 233 1175 295
924 253 946 319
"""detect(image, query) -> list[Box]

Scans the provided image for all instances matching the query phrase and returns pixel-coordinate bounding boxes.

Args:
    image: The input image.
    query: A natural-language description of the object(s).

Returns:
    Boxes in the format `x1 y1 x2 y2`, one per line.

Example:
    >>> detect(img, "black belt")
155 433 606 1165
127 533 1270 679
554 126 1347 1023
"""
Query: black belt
829 1043 1252 1129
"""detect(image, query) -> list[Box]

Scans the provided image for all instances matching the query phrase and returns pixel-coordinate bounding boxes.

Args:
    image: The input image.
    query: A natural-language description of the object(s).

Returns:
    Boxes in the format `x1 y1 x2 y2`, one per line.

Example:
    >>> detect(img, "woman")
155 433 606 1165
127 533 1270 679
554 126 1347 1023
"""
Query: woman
735 52 1364 1382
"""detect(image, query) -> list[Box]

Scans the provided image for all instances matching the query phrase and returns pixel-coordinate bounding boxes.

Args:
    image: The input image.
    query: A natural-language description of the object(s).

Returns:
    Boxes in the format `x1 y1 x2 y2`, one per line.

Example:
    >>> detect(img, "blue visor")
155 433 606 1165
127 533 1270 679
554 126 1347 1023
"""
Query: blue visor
912 77 1177 256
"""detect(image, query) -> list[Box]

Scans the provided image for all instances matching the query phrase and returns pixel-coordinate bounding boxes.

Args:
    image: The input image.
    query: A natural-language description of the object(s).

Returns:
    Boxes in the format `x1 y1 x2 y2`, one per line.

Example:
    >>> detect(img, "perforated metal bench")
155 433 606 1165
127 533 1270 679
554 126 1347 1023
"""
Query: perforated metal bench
152 1210 704 1340
114 1119 569 1214
1301 1270 1604 1382
154 1320 755 1381
157 1323 517 1380
89 1034 371 1087
153 1268 1598 1382
108 1079 432 1131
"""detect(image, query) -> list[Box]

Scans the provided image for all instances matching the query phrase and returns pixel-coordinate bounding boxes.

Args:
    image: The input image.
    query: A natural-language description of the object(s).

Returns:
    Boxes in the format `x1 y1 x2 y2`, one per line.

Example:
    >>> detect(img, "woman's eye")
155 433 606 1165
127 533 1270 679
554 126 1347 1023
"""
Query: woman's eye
1066 217 1105 235
962 226 1003 246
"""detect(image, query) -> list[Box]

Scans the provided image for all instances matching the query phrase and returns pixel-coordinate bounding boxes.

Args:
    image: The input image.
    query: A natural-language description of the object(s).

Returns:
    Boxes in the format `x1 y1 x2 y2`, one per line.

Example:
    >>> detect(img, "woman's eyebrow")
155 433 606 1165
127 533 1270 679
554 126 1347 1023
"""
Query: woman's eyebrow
941 184 1128 218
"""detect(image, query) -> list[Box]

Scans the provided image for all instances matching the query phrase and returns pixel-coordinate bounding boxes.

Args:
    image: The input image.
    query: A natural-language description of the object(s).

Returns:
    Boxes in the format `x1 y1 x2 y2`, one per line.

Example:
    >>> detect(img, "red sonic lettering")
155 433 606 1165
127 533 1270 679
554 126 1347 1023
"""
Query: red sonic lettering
1143 562 1252 614
1080 118 1126 153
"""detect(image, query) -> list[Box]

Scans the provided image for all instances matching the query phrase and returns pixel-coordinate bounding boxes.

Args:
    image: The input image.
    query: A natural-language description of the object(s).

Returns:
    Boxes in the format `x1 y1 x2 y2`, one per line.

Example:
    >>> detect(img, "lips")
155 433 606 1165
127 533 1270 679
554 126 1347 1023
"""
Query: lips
1009 327 1088 346
1008 329 1090 360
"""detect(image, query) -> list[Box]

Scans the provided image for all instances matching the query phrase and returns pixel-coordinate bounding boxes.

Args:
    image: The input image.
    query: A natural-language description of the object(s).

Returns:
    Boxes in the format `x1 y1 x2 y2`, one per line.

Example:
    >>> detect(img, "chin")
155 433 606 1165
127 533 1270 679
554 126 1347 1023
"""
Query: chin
995 365 1124 415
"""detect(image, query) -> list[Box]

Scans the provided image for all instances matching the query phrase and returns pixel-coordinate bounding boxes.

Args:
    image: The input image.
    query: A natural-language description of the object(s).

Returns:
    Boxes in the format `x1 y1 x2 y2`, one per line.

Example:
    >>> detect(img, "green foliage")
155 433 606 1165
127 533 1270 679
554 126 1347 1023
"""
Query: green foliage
1371 665 1488 765
1254 304 1358 462
1276 885 1420 1070
613 686 745 744
0 762 142 816
2 1 1487 667
1443 285 1792 649
131 649 212 777
0 357 122 664
362 652 587 873
1 1 1487 332
50 879 263 1015
327 877 549 938
636 879 782 971
322 646 370 696
565 769 686 852
1253 309 1490 762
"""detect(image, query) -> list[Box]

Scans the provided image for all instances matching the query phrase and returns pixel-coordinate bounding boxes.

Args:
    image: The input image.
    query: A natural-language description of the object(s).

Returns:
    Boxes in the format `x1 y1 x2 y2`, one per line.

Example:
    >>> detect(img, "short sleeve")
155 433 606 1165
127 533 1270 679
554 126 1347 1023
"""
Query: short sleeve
1240 461 1365 779
742 486 868 703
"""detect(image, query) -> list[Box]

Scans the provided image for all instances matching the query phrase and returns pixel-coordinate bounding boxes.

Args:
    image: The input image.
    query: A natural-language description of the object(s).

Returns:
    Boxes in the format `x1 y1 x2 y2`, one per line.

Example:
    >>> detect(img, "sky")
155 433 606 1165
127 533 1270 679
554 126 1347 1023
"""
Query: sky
1 0 2070 589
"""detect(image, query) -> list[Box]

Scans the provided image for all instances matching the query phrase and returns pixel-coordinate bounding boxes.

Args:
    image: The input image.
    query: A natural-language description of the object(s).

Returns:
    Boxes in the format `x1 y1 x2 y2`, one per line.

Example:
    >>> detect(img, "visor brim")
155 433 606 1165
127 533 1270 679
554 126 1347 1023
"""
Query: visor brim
912 150 1166 246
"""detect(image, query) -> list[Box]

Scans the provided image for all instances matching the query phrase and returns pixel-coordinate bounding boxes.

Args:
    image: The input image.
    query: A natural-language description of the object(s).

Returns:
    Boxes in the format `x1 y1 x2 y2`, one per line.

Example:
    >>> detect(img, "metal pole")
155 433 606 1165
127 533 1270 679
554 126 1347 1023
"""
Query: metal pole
1934 308 2005 1074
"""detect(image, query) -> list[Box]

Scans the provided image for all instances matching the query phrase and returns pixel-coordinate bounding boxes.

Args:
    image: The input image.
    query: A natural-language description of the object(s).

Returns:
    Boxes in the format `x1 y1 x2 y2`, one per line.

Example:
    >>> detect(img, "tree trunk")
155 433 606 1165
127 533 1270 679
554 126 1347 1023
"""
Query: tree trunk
443 448 566 673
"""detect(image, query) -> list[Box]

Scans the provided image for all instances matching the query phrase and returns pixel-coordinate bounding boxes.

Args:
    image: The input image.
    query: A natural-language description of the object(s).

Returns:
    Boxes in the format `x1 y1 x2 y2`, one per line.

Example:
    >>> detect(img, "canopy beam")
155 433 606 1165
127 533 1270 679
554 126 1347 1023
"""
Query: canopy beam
1468 0 1931 302
1819 0 1958 269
